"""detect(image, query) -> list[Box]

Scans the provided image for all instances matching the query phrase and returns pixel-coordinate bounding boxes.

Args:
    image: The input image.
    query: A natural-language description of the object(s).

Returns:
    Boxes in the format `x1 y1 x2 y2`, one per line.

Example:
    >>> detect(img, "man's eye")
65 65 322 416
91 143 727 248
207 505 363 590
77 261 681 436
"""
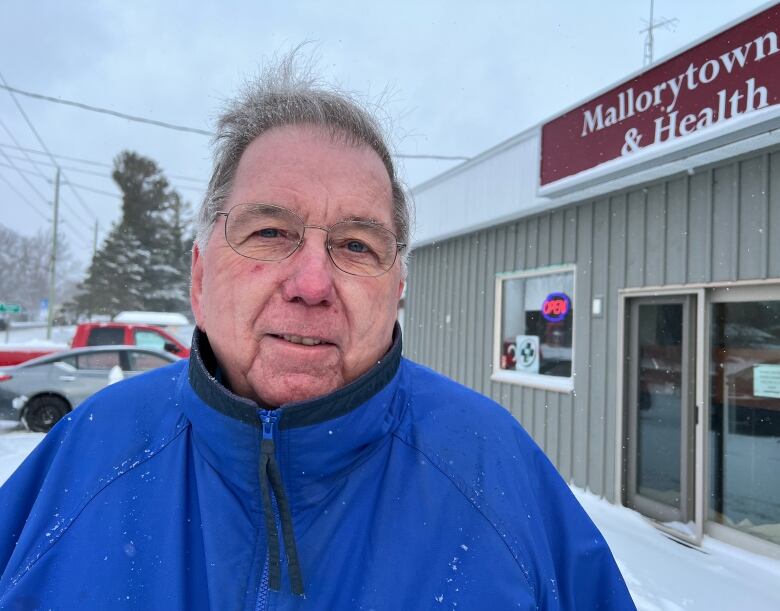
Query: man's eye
257 227 282 238
346 240 369 253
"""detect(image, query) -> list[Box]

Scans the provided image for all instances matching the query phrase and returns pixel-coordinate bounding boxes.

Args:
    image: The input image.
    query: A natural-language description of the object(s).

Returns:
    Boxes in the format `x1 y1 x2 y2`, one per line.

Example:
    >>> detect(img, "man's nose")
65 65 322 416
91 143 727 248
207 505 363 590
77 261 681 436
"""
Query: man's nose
280 230 336 306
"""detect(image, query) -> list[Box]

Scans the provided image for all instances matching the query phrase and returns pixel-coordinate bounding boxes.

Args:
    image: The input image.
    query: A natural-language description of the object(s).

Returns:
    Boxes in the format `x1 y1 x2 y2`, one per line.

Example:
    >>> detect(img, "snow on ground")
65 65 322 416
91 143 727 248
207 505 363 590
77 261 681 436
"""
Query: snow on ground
573 488 780 610
0 324 75 347
0 422 44 486
0 424 778 608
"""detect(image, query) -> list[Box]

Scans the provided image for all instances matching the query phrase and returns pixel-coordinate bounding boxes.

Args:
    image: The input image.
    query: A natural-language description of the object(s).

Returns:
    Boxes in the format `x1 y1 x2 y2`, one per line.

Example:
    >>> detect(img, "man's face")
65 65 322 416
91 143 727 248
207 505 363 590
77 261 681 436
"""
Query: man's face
191 125 404 406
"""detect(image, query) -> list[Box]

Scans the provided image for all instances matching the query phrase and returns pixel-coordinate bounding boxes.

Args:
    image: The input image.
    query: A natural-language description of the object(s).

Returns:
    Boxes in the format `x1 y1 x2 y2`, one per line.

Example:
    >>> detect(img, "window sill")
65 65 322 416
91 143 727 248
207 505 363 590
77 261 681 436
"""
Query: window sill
490 369 574 393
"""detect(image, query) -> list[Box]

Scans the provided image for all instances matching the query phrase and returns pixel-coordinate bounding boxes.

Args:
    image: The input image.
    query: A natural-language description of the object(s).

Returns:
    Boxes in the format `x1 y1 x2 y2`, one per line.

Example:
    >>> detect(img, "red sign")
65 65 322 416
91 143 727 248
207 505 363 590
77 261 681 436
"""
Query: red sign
542 293 571 322
541 5 780 186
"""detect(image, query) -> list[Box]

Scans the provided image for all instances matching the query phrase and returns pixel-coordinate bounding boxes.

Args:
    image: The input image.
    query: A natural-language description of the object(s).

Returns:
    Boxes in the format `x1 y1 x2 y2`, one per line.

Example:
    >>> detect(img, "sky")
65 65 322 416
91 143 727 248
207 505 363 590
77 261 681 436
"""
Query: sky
0 0 774 271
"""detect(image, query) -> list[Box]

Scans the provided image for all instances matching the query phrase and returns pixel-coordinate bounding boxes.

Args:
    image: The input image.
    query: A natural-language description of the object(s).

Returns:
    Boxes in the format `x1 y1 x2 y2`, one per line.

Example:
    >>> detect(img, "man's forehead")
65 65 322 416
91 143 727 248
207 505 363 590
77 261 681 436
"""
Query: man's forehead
235 125 391 184
228 125 394 219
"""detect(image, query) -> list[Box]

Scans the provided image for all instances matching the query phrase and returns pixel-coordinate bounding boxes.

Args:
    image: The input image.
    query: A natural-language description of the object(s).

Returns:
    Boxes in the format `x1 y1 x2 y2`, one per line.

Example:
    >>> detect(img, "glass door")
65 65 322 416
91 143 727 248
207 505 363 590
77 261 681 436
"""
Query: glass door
626 295 697 528
709 288 780 547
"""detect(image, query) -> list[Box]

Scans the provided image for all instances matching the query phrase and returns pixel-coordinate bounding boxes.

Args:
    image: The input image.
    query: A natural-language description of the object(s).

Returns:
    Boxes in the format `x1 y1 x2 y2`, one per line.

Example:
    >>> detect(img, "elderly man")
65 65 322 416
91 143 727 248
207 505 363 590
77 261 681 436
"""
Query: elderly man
0 60 634 610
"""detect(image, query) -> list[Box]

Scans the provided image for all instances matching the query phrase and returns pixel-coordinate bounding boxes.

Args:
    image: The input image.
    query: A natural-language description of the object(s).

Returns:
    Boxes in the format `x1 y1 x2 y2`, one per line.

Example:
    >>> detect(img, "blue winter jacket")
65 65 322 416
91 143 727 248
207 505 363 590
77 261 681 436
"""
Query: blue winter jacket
0 329 635 609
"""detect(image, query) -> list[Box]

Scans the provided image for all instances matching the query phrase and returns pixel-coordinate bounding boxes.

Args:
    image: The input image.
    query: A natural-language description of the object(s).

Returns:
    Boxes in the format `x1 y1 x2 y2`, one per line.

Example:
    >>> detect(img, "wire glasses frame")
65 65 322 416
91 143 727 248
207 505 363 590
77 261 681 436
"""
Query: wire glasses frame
213 203 406 277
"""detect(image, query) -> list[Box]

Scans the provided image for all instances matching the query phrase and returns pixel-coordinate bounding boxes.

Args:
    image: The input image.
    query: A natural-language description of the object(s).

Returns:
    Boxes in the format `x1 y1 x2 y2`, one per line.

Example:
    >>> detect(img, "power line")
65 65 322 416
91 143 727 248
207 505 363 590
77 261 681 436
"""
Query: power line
0 90 94 248
2 153 113 178
0 160 46 176
0 159 121 199
0 74 59 165
59 217 92 245
0 121 97 236
0 142 209 183
0 141 111 168
0 117 50 181
0 82 213 136
0 168 90 245
1 71 100 224
0 160 98 228
2 153 206 196
0 82 470 161
68 180 101 223
0 168 49 221
61 180 121 199
0 147 51 206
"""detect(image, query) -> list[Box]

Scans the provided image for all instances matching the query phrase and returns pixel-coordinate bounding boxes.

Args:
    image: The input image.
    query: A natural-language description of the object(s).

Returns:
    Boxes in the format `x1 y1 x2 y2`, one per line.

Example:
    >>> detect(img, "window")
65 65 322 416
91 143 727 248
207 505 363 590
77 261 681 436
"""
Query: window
134 330 168 351
709 298 780 547
76 351 121 371
57 356 78 369
87 327 124 346
493 266 575 392
127 351 171 372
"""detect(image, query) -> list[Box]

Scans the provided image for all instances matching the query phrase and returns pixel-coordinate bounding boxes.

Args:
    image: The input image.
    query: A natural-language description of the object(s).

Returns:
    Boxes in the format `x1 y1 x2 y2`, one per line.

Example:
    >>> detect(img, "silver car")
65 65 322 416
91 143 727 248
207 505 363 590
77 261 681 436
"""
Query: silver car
0 345 179 432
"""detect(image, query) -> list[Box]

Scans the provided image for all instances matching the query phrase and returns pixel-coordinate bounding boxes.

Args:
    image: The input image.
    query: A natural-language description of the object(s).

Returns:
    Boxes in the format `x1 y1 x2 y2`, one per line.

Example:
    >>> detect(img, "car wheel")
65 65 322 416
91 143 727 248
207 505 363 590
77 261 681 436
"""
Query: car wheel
23 396 70 432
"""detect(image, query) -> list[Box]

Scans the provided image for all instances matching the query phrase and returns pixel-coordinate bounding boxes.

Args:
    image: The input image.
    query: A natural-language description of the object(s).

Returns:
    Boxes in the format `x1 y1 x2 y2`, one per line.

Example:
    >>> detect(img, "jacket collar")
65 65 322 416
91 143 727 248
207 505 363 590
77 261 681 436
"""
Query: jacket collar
187 325 402 429
182 325 405 505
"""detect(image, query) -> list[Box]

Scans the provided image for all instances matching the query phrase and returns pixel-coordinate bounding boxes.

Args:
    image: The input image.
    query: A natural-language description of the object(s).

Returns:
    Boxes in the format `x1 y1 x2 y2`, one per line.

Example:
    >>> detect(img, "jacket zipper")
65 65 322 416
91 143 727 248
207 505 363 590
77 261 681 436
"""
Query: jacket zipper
256 552 270 611
255 409 305 607
257 492 287 611
255 409 279 611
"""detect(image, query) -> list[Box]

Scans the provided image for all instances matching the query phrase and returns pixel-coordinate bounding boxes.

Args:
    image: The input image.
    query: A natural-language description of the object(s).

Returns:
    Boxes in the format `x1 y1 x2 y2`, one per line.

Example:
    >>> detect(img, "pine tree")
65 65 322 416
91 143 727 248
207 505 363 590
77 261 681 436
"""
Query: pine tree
145 192 192 312
73 151 193 318
75 223 149 315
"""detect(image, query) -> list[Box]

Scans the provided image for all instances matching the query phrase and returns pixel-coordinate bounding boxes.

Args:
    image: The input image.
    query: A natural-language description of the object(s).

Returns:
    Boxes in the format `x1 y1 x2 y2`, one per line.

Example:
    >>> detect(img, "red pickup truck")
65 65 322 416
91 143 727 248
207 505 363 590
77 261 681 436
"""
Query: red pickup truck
0 322 191 367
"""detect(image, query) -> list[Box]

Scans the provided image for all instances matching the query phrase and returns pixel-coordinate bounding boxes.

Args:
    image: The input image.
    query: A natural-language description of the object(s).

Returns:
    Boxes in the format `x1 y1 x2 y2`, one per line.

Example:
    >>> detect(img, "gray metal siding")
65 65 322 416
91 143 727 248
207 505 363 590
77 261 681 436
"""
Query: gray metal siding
404 146 780 501
771 152 780 277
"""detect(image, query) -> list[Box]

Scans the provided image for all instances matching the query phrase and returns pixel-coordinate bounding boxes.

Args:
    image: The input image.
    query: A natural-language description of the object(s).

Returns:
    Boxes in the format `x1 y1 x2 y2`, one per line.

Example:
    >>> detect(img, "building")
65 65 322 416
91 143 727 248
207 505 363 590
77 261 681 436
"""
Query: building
404 3 780 559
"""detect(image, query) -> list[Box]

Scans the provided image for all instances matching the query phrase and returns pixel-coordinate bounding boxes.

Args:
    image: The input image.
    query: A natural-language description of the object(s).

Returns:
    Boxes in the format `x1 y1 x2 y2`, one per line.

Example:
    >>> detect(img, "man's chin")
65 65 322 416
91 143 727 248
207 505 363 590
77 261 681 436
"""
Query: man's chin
250 371 345 407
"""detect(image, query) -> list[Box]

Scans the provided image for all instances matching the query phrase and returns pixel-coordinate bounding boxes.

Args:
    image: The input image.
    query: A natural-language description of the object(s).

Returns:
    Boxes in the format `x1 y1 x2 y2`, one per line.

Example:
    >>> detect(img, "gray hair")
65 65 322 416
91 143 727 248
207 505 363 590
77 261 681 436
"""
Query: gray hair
196 51 411 270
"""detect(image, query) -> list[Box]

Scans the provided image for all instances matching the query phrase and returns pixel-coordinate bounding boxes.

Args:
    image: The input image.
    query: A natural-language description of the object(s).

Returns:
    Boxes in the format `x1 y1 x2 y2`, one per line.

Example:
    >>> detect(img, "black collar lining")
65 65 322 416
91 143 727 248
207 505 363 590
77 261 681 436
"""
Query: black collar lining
188 324 402 430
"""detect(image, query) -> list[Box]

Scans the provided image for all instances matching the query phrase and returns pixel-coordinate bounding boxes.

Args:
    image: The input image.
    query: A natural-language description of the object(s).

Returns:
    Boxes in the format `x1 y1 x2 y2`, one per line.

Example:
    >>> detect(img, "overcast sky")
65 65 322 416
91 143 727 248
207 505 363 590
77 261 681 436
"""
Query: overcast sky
0 0 772 270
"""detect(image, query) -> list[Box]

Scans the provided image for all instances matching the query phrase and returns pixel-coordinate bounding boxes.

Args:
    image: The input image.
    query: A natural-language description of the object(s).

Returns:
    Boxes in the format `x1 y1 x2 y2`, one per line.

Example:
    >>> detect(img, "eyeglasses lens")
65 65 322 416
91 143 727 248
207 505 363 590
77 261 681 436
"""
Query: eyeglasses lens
225 204 302 261
224 204 398 277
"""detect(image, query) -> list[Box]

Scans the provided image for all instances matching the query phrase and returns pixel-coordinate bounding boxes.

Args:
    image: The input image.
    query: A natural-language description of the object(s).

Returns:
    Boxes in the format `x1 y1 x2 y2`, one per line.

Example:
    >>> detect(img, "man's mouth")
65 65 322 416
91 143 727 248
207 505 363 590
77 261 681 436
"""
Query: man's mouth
272 334 330 347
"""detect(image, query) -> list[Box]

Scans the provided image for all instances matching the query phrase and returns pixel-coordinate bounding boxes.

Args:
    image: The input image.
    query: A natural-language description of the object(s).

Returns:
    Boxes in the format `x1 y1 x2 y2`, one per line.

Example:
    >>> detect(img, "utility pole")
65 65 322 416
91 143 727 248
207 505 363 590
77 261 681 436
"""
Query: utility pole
88 218 98 322
93 219 99 259
640 0 678 66
46 166 60 340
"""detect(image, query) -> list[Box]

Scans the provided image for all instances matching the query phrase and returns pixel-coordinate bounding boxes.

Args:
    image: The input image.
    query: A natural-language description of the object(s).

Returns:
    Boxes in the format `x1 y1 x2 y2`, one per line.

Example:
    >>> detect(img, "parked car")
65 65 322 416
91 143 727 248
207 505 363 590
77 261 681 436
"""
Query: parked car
70 322 191 357
0 345 179 432
0 321 191 367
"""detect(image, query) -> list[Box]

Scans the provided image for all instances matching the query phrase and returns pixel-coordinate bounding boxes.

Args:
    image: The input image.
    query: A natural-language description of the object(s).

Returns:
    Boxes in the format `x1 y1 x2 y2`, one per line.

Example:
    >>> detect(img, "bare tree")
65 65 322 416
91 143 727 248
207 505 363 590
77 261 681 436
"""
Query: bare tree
0 224 79 320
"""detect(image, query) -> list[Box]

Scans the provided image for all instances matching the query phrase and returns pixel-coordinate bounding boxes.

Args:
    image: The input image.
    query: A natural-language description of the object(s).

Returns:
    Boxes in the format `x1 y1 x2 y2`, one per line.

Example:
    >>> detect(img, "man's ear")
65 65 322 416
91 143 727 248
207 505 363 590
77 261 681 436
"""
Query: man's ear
190 242 206 331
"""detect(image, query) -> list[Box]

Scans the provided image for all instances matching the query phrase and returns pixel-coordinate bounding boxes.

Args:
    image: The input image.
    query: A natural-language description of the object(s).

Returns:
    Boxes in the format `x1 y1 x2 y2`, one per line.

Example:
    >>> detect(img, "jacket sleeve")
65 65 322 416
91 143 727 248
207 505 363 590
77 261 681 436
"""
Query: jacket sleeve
0 419 73 593
525 439 636 610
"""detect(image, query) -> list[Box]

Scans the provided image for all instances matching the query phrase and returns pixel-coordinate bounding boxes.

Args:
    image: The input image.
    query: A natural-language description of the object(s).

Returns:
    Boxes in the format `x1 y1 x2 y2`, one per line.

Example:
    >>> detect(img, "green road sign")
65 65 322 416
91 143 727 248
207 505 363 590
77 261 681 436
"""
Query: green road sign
0 303 22 313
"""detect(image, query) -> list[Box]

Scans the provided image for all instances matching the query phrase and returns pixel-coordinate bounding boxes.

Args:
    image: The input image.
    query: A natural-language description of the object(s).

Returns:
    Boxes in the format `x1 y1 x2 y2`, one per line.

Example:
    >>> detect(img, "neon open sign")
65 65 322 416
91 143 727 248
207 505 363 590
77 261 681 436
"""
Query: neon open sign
542 292 571 322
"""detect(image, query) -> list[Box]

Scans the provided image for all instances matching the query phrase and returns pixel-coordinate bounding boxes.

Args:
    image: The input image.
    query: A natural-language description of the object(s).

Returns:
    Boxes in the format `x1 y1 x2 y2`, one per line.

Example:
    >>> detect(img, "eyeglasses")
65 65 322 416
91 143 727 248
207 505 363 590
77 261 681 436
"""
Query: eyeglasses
214 203 406 277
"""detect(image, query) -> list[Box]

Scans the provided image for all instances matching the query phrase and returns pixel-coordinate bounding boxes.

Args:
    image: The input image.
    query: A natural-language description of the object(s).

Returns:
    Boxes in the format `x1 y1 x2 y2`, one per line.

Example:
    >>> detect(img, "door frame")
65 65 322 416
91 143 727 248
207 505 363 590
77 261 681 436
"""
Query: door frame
616 286 706 545
625 295 697 525
617 279 780 552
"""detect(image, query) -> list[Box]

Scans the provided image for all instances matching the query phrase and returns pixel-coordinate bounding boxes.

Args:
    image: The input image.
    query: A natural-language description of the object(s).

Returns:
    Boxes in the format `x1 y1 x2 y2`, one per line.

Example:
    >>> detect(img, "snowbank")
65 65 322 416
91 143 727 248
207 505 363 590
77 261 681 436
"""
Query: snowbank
574 487 780 610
